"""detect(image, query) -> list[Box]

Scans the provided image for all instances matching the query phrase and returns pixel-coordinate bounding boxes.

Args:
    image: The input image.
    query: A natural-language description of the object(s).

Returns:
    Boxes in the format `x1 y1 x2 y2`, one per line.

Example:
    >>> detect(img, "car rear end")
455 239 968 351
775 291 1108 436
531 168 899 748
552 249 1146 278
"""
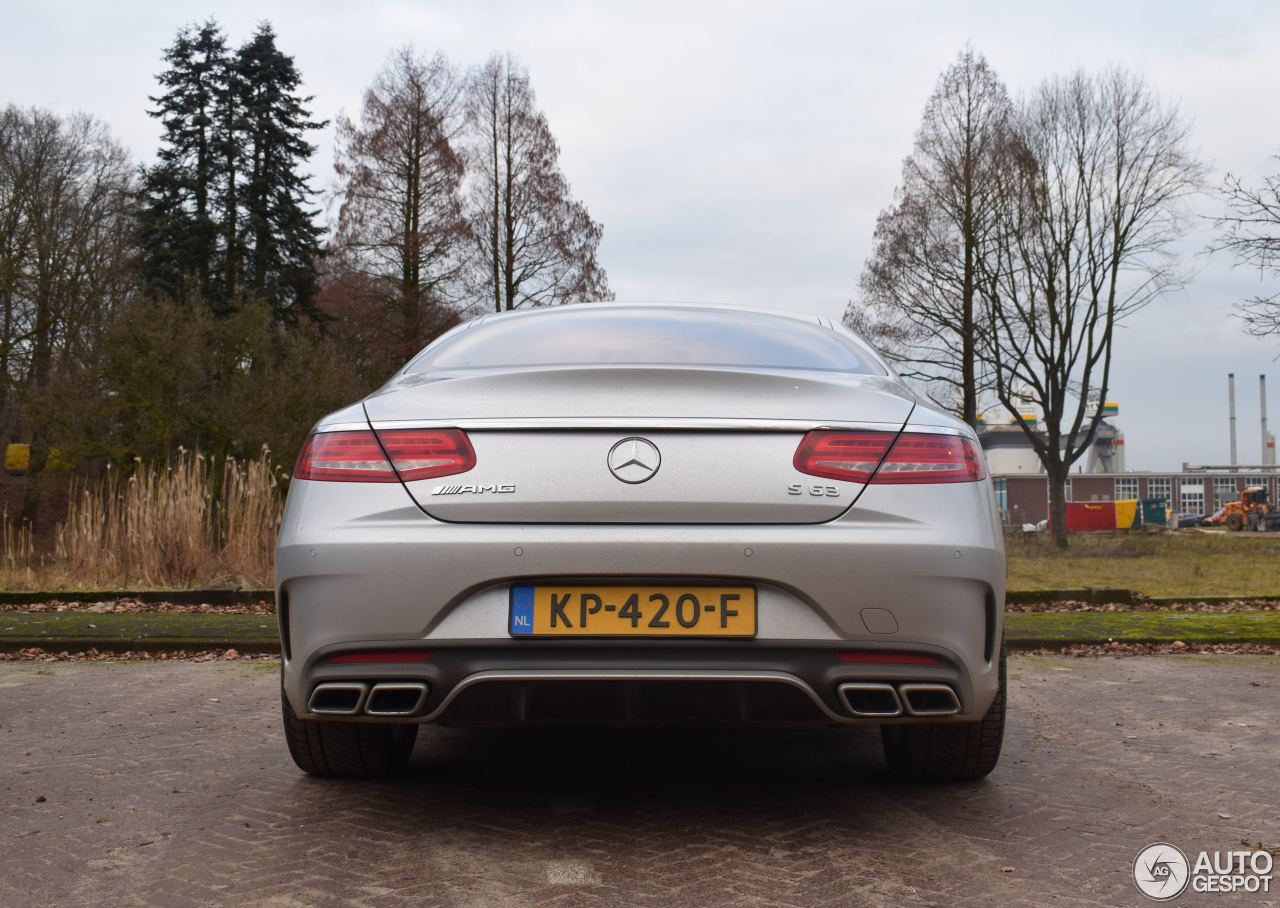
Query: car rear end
276 306 1006 779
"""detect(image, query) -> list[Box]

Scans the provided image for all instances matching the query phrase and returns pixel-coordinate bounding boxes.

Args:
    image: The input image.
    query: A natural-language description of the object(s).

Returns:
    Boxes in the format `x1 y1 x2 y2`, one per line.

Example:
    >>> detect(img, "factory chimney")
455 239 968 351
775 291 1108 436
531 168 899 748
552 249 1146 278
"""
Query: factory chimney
1263 374 1270 464
1228 373 1238 465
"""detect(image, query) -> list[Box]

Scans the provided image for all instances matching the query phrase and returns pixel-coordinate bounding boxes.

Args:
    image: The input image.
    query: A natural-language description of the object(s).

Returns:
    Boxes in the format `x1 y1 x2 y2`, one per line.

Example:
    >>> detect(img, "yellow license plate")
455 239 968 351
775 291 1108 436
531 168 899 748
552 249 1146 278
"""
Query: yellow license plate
509 584 757 637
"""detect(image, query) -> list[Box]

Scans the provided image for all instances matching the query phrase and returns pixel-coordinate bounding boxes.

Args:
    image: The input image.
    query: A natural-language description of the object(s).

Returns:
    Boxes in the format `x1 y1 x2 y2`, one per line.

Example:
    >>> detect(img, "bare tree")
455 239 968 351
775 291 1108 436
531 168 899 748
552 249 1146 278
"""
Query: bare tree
1214 158 1280 335
463 54 611 311
0 107 36 441
0 107 136 521
331 47 468 368
978 69 1204 546
847 46 1012 427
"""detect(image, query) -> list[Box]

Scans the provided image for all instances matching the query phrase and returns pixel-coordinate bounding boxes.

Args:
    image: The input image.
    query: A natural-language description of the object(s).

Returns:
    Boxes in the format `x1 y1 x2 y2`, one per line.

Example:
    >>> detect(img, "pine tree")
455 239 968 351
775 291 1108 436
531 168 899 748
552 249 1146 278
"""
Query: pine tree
235 24 327 321
213 39 247 307
141 20 325 320
139 19 228 306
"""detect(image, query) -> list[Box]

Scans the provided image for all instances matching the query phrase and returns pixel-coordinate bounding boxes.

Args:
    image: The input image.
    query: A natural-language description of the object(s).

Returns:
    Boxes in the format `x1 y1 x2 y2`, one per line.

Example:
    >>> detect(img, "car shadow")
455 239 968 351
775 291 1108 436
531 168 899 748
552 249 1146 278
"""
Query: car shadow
415 724 890 797
283 724 1007 832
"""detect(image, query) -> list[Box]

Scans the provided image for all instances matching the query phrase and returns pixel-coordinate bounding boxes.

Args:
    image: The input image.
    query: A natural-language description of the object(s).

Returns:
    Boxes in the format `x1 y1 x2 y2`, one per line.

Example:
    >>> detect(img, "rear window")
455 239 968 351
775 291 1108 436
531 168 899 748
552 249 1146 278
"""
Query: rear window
408 308 881 374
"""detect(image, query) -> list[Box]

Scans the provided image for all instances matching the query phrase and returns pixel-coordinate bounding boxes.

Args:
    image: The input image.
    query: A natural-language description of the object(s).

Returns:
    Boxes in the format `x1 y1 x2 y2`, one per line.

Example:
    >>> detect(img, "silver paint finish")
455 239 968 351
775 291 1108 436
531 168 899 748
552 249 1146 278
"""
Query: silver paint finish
278 304 1005 729
277 476 1004 721
357 417 973 437
405 430 860 524
363 365 915 426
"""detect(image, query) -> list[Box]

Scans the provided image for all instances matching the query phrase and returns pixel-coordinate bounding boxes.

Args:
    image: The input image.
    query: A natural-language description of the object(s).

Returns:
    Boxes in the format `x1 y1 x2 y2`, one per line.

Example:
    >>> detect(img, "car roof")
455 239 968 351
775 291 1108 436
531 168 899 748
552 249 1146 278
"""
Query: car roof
401 301 889 381
462 302 833 330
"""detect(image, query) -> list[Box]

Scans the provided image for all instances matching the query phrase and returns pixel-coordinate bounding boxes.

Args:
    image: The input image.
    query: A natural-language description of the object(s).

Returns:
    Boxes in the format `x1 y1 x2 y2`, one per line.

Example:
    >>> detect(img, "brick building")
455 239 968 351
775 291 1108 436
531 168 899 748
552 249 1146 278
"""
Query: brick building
994 470 1280 526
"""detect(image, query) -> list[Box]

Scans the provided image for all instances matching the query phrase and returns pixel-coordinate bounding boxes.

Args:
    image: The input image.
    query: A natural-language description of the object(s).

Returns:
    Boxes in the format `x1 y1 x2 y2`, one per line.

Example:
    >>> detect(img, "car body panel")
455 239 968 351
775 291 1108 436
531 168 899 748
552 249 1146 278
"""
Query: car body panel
277 474 1005 723
363 363 917 523
364 364 913 424
402 429 867 523
278 304 1005 730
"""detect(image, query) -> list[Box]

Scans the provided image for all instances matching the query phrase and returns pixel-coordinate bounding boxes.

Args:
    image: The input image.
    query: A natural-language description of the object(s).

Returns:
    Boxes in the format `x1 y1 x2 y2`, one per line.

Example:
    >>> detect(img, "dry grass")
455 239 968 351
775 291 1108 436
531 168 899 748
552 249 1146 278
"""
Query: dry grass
0 448 282 590
1006 531 1280 597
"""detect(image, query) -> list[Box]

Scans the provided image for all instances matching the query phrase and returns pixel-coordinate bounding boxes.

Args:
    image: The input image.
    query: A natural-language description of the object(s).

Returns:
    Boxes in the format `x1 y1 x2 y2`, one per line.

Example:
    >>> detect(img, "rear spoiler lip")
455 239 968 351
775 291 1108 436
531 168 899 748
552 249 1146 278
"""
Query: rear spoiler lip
344 416 961 435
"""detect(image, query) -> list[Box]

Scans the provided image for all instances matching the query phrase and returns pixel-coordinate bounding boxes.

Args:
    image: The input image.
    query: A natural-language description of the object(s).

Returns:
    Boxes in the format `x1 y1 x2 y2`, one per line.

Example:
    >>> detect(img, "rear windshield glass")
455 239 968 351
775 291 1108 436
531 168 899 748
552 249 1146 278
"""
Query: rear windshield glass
408 308 881 374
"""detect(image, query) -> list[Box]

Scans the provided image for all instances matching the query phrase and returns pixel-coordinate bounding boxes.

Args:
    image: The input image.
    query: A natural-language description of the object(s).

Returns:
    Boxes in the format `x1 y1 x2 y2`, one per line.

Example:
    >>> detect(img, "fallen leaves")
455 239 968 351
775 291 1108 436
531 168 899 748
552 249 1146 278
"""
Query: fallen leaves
0 646 274 663
1022 641 1280 657
0 598 273 615
1007 599 1280 613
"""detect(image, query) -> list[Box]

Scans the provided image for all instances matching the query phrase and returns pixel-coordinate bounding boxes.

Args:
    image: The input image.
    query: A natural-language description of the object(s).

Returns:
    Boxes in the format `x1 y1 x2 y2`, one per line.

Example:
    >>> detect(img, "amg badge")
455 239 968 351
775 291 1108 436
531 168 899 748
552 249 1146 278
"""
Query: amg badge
430 483 516 496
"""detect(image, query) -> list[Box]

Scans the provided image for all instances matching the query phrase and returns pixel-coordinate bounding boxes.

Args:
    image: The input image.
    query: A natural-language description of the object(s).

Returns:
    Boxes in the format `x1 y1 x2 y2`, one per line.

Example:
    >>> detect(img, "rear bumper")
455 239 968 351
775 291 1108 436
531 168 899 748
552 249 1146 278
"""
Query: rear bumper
290 641 981 726
277 480 1005 725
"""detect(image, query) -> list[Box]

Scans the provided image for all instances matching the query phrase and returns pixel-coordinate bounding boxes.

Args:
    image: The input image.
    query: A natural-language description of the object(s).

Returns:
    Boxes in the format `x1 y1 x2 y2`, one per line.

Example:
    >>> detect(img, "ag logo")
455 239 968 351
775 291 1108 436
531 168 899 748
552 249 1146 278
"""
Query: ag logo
1134 843 1190 901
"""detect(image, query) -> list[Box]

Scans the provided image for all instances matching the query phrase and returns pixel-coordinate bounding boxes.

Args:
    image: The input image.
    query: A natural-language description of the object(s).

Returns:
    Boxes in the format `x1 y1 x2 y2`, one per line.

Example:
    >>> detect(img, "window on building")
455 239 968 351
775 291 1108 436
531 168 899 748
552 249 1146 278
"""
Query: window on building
1213 477 1239 510
1181 483 1205 516
1114 477 1139 500
1146 477 1171 503
993 478 1008 524
1064 478 1073 503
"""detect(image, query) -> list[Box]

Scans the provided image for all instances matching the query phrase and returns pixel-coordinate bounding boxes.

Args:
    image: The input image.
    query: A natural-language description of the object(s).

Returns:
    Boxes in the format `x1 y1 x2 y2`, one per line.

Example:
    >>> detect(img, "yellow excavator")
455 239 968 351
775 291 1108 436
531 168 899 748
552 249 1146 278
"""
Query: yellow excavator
1224 486 1280 532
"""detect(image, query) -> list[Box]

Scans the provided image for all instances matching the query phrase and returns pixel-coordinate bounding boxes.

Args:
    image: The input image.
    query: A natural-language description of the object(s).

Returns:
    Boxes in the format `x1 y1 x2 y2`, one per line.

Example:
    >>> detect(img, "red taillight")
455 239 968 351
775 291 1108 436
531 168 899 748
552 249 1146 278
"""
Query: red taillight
294 428 475 483
793 431 896 483
294 431 398 482
838 651 943 666
326 650 432 664
374 428 476 482
794 430 985 484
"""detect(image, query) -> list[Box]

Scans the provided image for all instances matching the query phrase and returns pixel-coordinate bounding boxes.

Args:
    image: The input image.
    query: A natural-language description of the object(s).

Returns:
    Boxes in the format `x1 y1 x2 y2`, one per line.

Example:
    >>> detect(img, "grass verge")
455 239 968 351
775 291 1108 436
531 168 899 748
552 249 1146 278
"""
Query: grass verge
1004 611 1280 647
1006 532 1280 598
0 612 278 652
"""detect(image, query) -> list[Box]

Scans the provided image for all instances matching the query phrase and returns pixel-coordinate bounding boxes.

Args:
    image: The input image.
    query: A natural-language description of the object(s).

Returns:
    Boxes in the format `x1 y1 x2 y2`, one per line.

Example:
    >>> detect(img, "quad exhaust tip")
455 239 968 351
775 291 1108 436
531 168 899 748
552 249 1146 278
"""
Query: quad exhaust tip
307 681 430 717
836 681 961 718
898 683 961 716
837 682 903 717
365 682 429 717
308 682 368 716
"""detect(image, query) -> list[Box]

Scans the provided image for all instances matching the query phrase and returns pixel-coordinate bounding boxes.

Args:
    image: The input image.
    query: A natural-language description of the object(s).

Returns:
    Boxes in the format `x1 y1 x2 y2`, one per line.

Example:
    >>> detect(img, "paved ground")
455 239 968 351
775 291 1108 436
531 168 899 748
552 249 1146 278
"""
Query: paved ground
0 655 1276 907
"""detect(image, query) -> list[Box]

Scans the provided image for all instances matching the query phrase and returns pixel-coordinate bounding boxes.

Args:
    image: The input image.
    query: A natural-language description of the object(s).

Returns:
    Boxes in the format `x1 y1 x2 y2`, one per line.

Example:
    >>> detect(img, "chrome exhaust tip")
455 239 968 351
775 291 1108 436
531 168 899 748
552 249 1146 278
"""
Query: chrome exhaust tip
308 682 369 716
365 682 429 717
836 682 903 717
898 683 961 716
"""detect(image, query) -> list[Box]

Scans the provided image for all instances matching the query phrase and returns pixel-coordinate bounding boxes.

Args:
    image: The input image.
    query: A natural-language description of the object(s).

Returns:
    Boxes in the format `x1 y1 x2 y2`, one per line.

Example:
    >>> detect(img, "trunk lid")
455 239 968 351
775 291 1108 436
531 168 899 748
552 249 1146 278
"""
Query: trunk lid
364 366 914 524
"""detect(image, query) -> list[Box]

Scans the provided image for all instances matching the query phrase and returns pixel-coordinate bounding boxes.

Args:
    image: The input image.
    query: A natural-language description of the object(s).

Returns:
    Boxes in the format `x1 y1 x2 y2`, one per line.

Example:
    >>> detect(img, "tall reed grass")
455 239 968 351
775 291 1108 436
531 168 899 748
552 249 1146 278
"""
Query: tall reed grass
0 448 282 590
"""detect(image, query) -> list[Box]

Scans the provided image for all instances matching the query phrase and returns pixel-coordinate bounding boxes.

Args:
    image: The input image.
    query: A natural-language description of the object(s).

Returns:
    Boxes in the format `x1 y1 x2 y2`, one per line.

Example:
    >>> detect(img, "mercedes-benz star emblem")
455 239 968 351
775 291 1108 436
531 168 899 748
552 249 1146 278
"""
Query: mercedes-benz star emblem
608 437 661 484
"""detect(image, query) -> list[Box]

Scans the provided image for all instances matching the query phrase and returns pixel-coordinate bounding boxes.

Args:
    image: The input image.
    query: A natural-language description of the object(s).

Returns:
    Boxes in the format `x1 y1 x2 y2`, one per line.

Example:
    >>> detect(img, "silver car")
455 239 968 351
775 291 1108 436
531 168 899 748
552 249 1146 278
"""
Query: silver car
277 304 1006 780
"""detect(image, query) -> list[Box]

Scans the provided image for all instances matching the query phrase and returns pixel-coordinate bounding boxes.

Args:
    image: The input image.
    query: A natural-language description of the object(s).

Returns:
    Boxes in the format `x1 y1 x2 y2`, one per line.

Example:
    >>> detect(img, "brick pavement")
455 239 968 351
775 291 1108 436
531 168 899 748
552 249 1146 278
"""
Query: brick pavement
0 655 1276 907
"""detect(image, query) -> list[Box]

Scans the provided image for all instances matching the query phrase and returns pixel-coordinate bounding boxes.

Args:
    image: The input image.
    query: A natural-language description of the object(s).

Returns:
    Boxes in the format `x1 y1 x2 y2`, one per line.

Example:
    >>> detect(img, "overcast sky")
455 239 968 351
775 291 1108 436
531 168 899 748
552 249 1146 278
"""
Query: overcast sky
6 1 1280 470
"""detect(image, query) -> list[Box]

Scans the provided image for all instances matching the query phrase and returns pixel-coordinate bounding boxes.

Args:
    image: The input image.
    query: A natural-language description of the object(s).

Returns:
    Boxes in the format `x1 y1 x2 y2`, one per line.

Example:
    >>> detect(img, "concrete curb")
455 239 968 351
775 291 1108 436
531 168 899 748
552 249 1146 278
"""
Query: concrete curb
1006 588 1138 605
0 589 274 606
0 637 280 654
1143 594 1280 606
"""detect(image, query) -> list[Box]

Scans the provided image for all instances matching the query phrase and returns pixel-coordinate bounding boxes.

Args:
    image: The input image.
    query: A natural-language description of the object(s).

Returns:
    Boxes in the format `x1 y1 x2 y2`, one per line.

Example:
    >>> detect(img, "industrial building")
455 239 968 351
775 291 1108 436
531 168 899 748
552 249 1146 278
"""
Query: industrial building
982 374 1277 527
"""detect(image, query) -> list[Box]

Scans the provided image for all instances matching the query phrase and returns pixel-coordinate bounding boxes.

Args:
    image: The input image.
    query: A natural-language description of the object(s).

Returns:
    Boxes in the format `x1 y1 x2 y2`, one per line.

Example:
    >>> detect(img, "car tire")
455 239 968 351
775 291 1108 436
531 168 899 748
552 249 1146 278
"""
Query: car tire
281 689 418 777
880 645 1006 782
